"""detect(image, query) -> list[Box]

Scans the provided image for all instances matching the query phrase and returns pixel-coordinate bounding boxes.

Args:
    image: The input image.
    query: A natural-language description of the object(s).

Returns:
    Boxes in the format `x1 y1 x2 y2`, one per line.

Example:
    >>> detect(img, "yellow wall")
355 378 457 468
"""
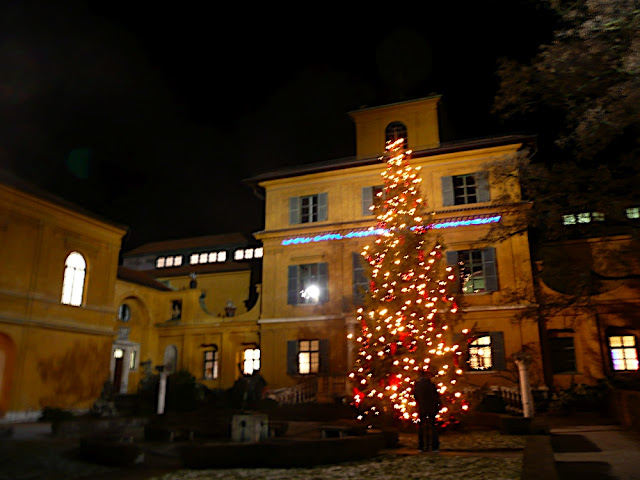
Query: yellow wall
0 183 126 417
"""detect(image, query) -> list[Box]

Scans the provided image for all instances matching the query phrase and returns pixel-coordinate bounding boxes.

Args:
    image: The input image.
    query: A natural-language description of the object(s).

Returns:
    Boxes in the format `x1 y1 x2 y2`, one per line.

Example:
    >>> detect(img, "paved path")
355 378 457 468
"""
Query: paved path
551 424 640 480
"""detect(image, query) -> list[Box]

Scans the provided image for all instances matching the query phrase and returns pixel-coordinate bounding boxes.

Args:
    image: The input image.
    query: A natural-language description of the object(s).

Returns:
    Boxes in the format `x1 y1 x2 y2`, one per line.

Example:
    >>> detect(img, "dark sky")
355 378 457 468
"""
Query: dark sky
0 1 557 250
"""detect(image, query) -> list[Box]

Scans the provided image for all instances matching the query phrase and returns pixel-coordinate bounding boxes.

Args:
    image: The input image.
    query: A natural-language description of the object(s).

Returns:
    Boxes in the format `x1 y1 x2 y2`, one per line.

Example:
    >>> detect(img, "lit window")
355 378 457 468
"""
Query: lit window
298 340 320 374
208 252 217 263
190 254 199 265
563 212 605 225
243 348 261 375
113 348 124 359
287 263 329 305
626 207 640 219
203 350 218 379
234 249 244 260
199 253 208 263
156 255 182 268
61 252 86 306
254 247 263 258
609 335 639 371
468 336 493 370
244 249 253 259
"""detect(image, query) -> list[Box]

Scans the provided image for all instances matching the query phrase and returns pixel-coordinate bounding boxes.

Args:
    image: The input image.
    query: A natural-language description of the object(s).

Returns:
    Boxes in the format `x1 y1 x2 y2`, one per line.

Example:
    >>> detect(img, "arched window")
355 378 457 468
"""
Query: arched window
61 252 86 306
385 121 408 147
164 345 178 373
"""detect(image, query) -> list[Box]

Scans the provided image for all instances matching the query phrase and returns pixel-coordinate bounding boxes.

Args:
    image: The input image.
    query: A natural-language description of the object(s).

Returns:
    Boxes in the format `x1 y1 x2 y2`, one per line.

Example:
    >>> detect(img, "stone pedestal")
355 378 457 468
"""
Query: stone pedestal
231 413 268 442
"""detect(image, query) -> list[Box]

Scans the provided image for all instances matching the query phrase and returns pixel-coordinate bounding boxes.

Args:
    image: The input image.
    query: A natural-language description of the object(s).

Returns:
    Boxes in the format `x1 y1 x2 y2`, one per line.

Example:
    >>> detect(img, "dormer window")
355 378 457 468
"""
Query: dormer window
385 121 408 147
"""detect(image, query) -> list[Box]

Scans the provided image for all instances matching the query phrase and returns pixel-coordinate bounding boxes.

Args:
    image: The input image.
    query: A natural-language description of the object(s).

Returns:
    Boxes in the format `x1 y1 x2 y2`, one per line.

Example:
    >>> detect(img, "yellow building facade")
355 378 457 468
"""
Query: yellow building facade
251 97 544 400
0 172 126 420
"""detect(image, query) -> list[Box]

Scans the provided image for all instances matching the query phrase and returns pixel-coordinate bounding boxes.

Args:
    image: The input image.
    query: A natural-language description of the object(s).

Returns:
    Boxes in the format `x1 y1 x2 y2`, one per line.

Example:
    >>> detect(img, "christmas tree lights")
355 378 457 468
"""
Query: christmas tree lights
349 138 469 427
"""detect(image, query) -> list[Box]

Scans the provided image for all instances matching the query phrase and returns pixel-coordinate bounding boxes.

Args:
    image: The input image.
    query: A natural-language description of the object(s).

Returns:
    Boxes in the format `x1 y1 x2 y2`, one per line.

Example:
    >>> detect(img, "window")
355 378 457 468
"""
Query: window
626 207 640 219
385 121 408 147
549 332 577 373
289 193 328 224
61 251 86 306
243 348 261 375
130 350 137 370
467 332 505 371
163 345 178 373
287 263 329 304
190 251 226 265
171 300 182 320
156 255 183 268
287 339 329 375
441 173 490 206
117 304 131 322
608 335 639 371
203 350 218 379
234 247 264 260
446 248 498 293
362 185 384 216
562 212 605 225
352 252 368 304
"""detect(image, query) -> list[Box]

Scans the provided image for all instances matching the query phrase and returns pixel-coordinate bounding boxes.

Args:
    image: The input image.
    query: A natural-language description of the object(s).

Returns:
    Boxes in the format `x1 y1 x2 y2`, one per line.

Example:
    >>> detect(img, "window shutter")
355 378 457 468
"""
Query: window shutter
362 187 373 216
287 265 298 305
445 250 459 266
352 252 366 303
441 176 454 206
490 331 506 370
482 248 498 292
317 193 328 221
319 339 329 374
287 340 299 375
318 262 329 303
476 172 490 202
289 197 299 224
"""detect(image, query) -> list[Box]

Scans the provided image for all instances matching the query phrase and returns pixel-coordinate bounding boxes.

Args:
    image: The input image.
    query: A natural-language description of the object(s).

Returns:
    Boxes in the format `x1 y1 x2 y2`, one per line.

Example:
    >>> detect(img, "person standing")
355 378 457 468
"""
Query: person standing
413 370 441 452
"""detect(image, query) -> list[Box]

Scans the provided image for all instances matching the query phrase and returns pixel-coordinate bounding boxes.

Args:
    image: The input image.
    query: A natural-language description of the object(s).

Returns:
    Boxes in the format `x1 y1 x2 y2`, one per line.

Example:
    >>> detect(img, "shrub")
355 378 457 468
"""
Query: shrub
39 407 74 423
549 380 610 413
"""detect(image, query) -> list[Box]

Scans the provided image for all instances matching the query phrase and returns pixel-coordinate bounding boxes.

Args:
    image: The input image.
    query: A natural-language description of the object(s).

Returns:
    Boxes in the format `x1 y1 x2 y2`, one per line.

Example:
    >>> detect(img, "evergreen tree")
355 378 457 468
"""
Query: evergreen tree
350 139 469 428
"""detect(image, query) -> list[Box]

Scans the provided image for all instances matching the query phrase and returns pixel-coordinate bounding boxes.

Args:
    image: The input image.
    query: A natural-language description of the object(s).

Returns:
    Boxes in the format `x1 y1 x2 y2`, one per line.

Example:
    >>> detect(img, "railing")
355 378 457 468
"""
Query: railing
490 385 549 415
265 375 351 405
265 379 317 405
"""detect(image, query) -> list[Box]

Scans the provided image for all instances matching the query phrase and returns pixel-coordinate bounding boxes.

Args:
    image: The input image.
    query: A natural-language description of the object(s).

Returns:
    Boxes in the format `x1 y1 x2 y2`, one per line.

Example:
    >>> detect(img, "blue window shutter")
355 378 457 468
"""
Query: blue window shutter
362 187 373 216
441 176 454 206
482 248 498 292
352 252 366 303
318 262 329 303
476 172 490 202
287 265 299 305
490 331 506 370
319 339 329 374
317 193 328 221
289 197 299 224
287 340 299 375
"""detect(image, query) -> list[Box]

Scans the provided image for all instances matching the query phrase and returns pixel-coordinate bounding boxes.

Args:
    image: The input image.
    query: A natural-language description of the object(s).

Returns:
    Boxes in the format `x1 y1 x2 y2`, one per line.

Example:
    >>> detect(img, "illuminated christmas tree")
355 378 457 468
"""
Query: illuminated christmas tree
349 138 469 427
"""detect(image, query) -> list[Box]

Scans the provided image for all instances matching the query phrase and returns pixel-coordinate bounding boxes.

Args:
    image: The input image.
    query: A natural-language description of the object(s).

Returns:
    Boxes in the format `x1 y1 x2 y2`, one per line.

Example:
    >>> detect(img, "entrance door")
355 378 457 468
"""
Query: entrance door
113 348 124 392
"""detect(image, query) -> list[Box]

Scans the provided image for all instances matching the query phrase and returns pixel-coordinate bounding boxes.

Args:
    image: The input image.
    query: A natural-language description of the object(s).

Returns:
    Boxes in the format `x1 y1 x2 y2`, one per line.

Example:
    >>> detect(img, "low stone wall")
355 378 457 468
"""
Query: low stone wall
53 416 150 438
610 389 640 430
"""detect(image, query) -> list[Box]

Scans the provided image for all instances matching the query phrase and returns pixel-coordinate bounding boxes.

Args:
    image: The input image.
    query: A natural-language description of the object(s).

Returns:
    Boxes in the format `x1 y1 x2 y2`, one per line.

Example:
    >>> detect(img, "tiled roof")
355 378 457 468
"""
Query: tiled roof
124 232 257 256
0 169 128 232
117 267 173 291
244 134 536 185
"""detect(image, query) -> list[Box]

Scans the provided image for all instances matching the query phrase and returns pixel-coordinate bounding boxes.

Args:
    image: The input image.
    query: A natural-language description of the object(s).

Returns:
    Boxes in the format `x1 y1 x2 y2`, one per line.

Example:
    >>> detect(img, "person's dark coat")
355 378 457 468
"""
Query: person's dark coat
414 376 440 416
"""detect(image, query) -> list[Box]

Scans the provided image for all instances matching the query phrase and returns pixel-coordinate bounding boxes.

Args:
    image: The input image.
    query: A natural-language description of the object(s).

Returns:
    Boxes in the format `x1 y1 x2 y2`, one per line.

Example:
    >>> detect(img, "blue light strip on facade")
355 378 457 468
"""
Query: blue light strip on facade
281 215 501 246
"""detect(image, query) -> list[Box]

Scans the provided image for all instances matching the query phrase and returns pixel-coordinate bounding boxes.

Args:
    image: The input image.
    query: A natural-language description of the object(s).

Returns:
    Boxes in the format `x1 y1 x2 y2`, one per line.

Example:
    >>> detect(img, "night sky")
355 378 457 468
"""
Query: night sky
0 1 557 251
